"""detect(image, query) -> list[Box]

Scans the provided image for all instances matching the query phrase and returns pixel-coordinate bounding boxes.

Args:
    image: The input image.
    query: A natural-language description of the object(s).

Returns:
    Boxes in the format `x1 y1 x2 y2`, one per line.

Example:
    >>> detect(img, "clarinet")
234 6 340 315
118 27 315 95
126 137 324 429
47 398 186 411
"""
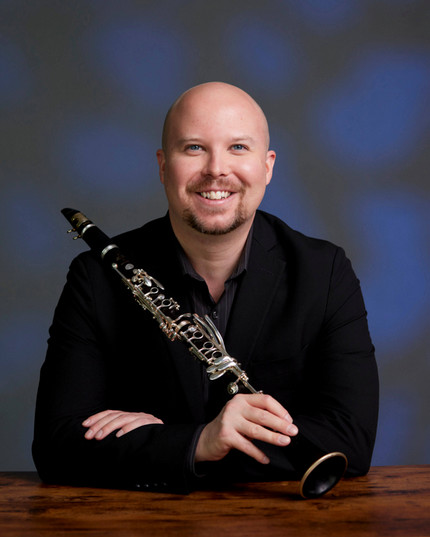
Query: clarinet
62 208 347 499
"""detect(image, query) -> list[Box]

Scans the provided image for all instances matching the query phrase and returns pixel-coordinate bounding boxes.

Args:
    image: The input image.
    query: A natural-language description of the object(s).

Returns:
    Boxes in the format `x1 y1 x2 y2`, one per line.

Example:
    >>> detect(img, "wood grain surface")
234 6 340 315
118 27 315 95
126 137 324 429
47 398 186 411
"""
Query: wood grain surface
1 466 429 536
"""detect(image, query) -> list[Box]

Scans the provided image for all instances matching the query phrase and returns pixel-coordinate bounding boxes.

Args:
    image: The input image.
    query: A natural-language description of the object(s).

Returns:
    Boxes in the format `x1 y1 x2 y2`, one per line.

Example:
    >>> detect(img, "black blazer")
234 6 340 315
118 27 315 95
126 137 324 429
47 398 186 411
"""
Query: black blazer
33 211 378 492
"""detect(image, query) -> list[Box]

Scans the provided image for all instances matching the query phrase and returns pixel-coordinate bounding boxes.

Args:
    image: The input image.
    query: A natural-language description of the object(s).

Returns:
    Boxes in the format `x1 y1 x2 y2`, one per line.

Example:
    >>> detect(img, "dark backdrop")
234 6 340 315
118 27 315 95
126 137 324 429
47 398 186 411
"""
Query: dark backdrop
1 0 429 470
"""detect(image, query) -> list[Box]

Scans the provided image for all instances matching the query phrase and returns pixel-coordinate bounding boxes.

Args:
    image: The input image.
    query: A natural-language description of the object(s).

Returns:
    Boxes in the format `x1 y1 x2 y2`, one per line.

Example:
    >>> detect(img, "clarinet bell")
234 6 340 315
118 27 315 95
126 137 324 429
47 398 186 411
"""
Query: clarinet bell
263 434 348 499
299 451 348 499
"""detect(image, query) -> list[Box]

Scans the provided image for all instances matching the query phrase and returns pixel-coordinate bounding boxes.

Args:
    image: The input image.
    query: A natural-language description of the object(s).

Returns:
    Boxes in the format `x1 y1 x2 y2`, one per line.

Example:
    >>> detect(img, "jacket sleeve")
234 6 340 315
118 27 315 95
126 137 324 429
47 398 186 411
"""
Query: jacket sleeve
32 252 200 493
292 246 379 477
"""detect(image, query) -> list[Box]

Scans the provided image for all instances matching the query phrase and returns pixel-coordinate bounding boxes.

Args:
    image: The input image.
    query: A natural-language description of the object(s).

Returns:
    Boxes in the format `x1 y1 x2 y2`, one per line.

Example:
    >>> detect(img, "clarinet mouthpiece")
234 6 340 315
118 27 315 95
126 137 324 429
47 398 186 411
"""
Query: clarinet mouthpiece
61 207 79 221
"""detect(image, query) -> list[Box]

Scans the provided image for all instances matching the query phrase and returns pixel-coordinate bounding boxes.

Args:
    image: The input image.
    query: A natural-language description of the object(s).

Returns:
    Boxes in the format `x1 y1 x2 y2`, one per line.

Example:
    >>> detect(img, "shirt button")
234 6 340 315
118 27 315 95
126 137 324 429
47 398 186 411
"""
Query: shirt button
212 310 218 319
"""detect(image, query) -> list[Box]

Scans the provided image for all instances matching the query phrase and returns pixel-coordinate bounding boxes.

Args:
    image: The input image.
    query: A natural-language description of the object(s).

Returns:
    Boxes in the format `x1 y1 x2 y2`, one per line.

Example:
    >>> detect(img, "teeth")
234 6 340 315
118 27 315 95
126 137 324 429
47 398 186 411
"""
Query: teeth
200 191 231 200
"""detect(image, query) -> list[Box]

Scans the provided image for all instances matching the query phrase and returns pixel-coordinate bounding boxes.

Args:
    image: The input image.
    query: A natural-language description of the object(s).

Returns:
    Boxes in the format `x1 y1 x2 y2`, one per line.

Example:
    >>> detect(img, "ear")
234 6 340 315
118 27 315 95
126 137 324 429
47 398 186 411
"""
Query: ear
265 150 276 185
156 149 166 184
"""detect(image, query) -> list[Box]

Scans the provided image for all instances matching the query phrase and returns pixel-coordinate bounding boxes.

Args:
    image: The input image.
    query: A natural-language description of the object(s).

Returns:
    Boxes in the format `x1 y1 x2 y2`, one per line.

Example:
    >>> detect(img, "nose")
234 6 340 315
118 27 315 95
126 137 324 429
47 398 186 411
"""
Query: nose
202 149 228 178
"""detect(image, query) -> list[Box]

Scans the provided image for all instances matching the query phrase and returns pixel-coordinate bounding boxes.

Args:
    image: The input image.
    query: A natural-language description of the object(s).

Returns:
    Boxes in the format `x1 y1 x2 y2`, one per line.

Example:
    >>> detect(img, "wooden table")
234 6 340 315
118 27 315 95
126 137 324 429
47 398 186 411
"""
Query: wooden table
1 466 429 536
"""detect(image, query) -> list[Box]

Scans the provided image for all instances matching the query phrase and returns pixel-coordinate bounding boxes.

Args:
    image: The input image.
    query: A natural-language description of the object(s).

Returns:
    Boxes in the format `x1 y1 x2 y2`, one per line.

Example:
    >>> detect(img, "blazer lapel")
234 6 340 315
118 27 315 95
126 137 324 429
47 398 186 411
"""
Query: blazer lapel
224 218 287 373
161 279 206 423
146 234 206 423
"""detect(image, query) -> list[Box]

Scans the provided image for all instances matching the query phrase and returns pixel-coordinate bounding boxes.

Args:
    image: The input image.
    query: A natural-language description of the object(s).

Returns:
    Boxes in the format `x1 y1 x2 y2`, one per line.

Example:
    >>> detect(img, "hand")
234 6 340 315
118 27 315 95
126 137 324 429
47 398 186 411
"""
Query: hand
82 409 164 441
195 394 298 465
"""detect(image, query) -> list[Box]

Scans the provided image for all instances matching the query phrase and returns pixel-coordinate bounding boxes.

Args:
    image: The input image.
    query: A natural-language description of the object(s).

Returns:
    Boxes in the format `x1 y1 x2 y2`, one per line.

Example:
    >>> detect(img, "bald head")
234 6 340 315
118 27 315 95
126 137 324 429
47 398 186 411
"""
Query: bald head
156 81 276 238
161 82 270 152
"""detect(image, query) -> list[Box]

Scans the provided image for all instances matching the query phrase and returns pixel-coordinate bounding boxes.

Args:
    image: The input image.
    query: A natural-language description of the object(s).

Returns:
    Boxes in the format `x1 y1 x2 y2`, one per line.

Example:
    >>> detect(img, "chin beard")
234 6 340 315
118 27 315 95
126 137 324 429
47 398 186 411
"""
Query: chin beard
183 208 246 235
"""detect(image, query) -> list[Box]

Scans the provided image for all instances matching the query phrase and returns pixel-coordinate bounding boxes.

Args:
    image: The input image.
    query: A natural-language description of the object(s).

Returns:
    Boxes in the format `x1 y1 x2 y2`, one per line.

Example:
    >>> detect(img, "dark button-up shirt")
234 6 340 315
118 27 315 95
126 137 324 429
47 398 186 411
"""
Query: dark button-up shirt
175 228 253 420
175 228 253 337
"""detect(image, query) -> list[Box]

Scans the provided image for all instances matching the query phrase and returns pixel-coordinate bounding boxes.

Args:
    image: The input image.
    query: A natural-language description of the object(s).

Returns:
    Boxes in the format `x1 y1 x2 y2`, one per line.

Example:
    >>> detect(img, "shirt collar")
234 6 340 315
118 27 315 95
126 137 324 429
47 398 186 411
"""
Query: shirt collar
175 225 254 283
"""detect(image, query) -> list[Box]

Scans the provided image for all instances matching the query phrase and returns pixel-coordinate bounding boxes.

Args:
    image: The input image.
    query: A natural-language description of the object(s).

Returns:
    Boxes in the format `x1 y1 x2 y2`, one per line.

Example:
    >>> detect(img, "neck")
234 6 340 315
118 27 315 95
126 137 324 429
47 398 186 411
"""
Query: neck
171 217 253 302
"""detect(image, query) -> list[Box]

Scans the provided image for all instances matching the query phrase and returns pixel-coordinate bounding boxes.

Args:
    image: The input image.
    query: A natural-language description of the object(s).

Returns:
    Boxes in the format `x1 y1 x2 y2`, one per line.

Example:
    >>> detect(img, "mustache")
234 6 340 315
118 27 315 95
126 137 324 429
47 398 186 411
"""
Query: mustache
186 179 242 193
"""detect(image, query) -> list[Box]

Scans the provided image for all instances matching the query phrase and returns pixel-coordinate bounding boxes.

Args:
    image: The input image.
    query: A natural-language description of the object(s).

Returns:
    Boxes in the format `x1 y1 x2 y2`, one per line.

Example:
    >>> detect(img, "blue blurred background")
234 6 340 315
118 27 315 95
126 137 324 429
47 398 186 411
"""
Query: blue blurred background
1 0 429 470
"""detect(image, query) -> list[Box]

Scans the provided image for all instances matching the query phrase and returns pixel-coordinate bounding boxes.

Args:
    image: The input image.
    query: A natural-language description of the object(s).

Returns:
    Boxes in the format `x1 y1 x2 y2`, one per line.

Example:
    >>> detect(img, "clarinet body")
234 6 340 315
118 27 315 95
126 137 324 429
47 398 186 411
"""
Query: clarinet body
62 208 258 396
61 208 347 499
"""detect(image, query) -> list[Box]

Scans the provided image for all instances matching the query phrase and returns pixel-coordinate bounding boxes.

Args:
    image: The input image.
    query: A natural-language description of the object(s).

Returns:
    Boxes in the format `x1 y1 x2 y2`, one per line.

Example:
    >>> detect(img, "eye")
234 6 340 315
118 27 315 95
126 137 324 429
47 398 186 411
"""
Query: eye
186 144 202 151
231 144 247 151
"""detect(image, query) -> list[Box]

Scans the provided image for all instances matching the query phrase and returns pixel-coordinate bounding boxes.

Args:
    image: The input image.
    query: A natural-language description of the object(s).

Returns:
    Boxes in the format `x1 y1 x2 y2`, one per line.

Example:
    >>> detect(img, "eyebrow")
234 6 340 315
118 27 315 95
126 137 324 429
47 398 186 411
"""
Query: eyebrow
175 137 202 146
175 136 256 146
230 136 256 144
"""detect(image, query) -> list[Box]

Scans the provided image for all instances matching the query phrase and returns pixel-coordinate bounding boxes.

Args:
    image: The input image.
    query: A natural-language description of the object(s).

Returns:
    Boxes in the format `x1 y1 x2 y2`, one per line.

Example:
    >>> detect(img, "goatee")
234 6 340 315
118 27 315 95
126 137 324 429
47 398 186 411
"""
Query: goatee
183 208 246 235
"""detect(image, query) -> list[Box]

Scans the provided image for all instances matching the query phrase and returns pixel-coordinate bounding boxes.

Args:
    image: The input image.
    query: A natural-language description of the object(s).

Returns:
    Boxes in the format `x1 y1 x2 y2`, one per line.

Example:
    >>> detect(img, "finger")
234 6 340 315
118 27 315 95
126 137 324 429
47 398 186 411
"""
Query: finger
116 415 164 437
85 412 164 440
224 395 298 438
239 418 294 448
232 431 271 465
243 406 299 437
92 413 136 440
82 409 117 427
84 412 138 440
247 394 293 422
195 421 270 465
227 394 294 426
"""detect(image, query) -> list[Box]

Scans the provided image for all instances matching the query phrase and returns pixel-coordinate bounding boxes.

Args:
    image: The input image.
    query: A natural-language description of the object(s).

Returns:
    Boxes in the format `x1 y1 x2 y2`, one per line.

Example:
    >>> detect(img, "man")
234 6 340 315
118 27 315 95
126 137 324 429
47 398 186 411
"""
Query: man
33 82 378 493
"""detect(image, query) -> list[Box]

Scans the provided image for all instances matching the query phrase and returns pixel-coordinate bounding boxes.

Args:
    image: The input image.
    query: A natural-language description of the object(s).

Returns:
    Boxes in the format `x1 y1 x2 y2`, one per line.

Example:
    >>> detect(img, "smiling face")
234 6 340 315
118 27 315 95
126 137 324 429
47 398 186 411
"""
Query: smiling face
157 83 276 238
